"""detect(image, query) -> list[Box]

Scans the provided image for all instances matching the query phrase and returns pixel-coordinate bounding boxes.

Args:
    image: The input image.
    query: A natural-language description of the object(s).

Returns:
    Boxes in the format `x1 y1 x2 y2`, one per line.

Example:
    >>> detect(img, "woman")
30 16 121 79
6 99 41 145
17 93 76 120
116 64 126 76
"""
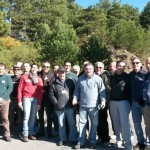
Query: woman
18 64 43 142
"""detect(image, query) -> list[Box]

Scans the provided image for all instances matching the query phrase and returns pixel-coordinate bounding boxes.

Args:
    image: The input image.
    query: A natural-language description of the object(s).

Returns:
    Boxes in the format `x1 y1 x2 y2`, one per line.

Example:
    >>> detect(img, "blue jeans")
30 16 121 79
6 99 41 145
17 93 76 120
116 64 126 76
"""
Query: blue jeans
22 97 38 136
56 108 78 142
110 100 132 149
78 106 98 145
131 101 146 144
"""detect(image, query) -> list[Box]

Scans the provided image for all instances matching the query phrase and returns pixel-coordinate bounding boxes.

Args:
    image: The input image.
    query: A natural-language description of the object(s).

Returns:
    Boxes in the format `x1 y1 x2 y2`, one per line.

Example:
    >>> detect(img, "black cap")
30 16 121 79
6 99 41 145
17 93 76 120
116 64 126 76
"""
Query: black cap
58 67 65 72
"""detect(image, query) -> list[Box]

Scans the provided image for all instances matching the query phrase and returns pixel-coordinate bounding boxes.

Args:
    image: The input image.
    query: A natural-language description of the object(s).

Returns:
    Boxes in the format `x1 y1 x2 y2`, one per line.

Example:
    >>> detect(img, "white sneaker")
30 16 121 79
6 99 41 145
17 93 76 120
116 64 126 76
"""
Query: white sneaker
113 140 123 148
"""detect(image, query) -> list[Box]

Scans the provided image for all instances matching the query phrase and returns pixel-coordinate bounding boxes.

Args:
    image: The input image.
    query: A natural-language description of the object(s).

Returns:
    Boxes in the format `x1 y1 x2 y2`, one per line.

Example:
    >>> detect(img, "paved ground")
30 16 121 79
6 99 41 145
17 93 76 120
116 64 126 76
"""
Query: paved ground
0 113 143 150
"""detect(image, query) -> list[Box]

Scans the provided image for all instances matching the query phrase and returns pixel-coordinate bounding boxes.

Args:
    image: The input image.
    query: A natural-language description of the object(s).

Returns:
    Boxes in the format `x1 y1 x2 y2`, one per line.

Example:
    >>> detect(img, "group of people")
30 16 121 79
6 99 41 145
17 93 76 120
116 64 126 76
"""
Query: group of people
0 57 150 150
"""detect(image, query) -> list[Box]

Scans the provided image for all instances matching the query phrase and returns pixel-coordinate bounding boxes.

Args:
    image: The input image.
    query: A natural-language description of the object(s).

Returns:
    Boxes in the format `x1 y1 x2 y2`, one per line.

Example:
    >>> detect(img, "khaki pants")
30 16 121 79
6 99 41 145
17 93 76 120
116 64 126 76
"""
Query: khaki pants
0 100 10 136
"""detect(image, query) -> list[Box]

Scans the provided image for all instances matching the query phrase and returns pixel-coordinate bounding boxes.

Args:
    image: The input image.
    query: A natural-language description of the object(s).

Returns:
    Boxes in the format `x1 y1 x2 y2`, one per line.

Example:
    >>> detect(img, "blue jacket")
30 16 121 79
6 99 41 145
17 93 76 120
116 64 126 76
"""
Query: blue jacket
129 68 147 103
142 73 150 106
73 73 106 108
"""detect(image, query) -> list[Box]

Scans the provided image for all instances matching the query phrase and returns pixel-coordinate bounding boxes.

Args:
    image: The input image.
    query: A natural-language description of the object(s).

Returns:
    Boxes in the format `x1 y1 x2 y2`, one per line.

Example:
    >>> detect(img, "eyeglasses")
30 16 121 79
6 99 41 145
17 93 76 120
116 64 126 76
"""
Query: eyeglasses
43 66 50 68
96 67 102 69
132 62 141 65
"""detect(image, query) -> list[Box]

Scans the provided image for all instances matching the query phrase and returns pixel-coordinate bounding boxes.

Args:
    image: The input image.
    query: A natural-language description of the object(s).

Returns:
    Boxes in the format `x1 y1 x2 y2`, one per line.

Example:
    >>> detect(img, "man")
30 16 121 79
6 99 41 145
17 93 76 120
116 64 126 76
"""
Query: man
49 67 78 146
142 57 150 150
49 64 59 135
72 65 80 76
18 64 43 142
110 61 132 150
9 64 23 136
64 61 78 82
129 58 148 149
95 62 111 147
49 64 59 83
0 63 13 142
109 61 117 75
73 63 106 149
37 61 54 138
64 61 78 134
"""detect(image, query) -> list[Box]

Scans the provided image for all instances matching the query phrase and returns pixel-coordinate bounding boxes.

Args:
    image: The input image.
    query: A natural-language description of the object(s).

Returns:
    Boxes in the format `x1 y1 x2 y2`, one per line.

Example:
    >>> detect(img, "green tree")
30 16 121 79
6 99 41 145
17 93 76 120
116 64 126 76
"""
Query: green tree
40 21 79 65
9 0 69 40
0 11 11 36
113 20 145 53
140 1 150 29
0 42 39 69
80 35 111 65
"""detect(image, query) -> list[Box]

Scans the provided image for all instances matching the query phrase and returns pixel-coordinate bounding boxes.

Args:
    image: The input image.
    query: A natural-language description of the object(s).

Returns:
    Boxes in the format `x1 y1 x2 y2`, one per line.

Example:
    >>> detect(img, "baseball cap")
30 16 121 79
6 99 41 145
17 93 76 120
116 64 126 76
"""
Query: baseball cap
58 67 65 72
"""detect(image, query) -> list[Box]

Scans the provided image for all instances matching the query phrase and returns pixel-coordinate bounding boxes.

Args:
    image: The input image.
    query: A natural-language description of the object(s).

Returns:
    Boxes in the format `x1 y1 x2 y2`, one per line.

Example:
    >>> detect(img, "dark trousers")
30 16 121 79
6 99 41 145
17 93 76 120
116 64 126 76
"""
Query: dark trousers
0 100 11 137
97 106 110 142
38 100 58 135
9 100 23 135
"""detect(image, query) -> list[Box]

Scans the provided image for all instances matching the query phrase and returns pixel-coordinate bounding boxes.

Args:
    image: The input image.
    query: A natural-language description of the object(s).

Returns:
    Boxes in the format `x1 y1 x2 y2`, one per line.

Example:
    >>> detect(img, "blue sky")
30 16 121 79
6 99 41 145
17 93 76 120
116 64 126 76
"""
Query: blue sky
75 0 149 12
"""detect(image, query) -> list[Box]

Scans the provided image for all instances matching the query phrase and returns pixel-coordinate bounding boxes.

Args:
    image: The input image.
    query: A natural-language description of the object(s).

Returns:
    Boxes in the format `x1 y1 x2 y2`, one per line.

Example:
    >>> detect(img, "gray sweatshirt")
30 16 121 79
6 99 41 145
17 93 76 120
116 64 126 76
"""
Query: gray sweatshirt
73 73 106 108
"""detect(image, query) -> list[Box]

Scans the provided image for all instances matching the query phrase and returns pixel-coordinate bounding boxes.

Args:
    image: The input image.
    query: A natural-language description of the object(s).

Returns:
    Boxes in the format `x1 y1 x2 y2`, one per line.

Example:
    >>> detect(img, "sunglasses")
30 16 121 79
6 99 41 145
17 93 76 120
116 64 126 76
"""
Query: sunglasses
132 62 140 65
96 67 102 69
14 68 20 71
43 66 50 68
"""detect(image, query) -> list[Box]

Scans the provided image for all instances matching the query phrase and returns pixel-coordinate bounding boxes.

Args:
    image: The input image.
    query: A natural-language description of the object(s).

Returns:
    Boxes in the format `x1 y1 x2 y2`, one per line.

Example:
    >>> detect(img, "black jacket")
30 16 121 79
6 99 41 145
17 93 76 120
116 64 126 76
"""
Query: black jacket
110 72 130 101
129 68 147 103
49 77 75 111
10 75 20 100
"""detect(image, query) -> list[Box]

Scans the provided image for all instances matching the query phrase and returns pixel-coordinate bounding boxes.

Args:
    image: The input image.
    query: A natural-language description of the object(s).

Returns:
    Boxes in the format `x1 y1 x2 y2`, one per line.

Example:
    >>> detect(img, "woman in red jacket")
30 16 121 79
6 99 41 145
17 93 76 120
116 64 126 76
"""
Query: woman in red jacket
18 64 43 142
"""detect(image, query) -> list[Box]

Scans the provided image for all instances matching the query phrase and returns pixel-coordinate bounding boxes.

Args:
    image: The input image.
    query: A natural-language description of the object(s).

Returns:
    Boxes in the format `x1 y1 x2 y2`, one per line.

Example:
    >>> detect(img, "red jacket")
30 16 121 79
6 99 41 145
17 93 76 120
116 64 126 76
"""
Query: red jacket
18 74 43 105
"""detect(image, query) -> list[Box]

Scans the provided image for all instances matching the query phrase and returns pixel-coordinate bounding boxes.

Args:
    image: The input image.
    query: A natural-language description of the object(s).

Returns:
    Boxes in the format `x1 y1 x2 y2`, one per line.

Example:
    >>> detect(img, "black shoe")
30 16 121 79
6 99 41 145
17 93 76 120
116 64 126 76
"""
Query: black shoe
89 143 96 149
36 132 45 137
57 141 66 146
133 143 145 149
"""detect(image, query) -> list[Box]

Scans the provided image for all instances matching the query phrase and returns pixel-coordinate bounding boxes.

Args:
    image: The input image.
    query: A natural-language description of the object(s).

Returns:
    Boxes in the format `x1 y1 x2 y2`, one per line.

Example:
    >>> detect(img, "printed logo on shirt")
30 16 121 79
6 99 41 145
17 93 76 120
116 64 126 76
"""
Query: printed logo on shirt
1 80 5 83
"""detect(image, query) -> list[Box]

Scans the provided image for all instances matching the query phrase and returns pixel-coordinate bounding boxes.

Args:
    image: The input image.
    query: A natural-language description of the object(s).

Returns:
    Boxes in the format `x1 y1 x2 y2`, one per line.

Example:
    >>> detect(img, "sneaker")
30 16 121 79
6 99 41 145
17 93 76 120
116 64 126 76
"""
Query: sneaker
133 143 145 149
22 136 29 142
3 136 11 142
57 141 66 146
113 140 123 148
89 143 96 149
28 135 36 140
